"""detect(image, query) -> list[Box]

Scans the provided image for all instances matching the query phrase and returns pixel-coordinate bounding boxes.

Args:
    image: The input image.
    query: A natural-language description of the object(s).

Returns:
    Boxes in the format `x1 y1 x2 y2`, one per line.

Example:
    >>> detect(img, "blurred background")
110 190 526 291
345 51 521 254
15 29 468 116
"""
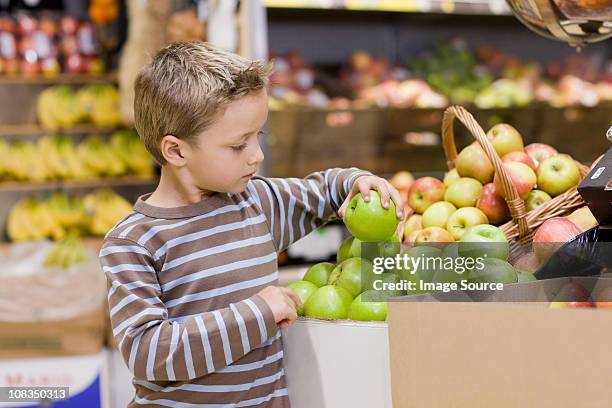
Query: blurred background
0 0 609 407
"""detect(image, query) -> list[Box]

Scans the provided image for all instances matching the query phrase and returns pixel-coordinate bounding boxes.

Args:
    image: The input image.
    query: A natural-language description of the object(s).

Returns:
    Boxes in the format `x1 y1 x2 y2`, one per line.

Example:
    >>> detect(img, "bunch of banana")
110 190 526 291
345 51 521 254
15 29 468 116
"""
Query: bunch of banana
44 233 89 269
38 135 90 180
37 86 85 130
5 142 48 182
47 193 88 233
7 198 65 241
77 85 122 127
78 135 126 177
84 189 133 236
0 139 9 179
110 130 153 177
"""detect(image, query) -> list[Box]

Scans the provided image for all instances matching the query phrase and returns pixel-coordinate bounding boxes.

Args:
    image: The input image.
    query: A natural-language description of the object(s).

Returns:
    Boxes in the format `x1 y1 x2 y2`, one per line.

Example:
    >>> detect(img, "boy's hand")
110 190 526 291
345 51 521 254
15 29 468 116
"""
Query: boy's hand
258 286 302 329
338 175 404 220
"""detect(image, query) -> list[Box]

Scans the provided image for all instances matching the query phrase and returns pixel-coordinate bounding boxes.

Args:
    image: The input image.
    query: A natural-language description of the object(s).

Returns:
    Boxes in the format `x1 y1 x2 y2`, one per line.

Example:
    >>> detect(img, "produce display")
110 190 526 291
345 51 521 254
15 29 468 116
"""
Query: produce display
43 233 89 268
0 13 105 76
7 189 133 241
37 84 122 129
0 130 153 182
268 40 612 109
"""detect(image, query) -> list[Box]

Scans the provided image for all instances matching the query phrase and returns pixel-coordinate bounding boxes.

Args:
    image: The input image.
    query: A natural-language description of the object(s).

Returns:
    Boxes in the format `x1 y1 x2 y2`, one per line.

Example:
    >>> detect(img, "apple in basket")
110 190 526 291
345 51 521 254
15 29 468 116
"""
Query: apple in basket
487 123 524 158
407 177 445 214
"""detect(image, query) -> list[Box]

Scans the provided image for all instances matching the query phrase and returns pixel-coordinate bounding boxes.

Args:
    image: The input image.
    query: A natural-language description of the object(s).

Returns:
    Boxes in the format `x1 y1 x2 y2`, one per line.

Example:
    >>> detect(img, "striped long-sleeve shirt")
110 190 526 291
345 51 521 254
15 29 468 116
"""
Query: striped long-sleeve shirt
99 168 369 407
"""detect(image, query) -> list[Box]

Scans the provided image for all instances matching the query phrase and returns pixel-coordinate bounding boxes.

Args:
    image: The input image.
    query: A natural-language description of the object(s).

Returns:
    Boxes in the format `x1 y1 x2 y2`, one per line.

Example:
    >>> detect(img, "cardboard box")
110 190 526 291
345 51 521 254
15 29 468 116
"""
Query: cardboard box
0 351 110 408
282 318 392 408
0 307 106 359
0 242 107 359
388 277 612 408
579 145 612 226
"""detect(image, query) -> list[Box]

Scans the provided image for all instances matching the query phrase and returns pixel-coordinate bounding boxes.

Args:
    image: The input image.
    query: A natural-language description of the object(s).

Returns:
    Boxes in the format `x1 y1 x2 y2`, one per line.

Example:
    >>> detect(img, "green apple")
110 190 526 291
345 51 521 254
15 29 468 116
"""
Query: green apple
524 190 552 211
443 168 461 187
337 236 355 263
344 191 399 242
446 207 488 240
487 123 524 158
468 257 517 284
422 201 457 229
303 262 335 288
399 245 443 293
459 224 509 261
378 272 406 297
304 285 353 320
444 177 483 208
328 257 375 298
348 291 387 321
515 269 537 282
455 144 494 184
536 154 581 197
287 280 318 315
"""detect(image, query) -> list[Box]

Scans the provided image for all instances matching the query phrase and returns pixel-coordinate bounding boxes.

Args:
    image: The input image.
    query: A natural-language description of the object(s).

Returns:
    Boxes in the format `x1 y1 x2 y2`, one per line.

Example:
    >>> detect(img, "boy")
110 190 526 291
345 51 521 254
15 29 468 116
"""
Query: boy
100 41 404 407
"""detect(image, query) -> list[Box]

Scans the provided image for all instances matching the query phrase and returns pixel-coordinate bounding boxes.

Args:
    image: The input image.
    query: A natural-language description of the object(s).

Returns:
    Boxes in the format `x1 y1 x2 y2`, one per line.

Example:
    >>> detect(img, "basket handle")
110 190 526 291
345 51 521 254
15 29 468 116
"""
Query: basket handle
441 105 529 238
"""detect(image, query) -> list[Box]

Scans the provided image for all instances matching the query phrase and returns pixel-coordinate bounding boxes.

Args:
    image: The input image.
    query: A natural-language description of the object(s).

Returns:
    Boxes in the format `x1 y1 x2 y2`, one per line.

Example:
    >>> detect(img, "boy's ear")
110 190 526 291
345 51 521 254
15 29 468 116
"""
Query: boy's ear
160 135 187 166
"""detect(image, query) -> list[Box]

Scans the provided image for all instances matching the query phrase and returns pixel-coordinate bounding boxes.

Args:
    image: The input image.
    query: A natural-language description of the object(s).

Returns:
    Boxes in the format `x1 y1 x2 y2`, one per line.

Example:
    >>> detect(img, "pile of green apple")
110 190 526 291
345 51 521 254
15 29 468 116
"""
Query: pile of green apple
288 191 402 322
403 123 583 246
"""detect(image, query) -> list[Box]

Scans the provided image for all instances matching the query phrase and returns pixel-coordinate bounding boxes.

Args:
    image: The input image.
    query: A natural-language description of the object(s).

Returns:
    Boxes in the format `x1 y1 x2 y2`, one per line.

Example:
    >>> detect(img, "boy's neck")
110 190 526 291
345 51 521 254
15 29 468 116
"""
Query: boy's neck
146 166 215 208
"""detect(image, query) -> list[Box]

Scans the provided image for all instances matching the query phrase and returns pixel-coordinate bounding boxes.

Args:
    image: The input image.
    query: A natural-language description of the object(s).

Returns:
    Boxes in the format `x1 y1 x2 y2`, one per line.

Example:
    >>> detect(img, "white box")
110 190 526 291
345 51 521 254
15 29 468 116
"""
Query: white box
282 318 392 408
0 351 109 408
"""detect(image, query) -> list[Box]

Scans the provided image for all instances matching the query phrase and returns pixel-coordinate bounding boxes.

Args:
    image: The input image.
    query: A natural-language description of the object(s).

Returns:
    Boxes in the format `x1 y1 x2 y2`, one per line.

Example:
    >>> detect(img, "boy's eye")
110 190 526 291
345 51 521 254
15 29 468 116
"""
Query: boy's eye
231 143 247 151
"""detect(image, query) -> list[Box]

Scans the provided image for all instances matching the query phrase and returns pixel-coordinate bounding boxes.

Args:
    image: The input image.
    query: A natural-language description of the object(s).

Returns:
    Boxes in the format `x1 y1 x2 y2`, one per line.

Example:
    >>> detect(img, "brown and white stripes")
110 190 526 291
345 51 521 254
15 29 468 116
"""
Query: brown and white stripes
99 168 369 407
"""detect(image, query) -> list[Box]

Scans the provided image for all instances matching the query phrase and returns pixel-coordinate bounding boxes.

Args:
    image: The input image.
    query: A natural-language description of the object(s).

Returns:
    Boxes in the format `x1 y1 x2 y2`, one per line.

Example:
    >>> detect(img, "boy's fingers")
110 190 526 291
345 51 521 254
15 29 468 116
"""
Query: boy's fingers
388 185 405 218
375 181 391 209
357 183 371 202
282 287 303 308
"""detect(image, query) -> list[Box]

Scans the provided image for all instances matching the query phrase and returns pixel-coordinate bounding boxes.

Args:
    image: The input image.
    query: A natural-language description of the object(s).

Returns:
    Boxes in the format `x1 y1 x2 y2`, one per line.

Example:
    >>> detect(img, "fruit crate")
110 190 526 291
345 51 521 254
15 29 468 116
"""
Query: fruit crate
267 107 381 177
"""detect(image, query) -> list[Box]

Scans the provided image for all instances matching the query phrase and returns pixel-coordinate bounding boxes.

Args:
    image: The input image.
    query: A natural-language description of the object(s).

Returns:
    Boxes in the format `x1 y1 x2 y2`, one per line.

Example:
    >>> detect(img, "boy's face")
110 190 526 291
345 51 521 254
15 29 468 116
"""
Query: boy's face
184 90 267 194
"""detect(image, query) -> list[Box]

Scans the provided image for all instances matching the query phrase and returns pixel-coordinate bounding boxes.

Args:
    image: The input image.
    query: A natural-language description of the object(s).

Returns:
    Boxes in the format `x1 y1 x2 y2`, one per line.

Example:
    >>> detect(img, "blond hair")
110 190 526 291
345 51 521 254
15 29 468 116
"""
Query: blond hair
134 41 270 165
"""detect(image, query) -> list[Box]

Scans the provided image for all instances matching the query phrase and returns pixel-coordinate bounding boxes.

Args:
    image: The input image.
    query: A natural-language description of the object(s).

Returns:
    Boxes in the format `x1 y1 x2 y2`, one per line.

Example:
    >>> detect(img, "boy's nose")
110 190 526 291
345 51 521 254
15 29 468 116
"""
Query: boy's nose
249 142 265 165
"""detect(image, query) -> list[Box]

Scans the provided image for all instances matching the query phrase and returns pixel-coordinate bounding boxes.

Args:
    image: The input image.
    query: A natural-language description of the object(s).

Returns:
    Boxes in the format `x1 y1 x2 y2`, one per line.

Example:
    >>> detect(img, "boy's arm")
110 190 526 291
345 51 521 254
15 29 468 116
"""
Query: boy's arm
100 238 279 381
247 167 372 252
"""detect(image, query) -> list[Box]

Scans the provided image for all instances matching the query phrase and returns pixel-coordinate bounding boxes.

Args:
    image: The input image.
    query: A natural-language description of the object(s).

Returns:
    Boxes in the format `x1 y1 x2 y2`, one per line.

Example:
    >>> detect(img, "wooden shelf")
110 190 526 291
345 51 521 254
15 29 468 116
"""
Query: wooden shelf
0 176 158 193
264 0 511 15
0 124 120 136
0 73 118 86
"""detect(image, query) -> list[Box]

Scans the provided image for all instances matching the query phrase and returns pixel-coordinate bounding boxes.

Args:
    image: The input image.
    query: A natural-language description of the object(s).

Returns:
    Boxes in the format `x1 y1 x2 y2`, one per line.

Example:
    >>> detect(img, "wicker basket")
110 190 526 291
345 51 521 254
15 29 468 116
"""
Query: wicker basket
441 105 590 259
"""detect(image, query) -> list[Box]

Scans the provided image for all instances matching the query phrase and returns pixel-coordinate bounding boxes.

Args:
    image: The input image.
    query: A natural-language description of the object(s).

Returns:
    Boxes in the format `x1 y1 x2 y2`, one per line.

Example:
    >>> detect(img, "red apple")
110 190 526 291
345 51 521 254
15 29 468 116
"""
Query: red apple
415 227 455 248
455 143 494 184
477 183 511 225
524 143 558 168
494 162 536 200
407 177 445 214
487 123 524 158
513 251 541 274
502 151 536 170
533 217 582 263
